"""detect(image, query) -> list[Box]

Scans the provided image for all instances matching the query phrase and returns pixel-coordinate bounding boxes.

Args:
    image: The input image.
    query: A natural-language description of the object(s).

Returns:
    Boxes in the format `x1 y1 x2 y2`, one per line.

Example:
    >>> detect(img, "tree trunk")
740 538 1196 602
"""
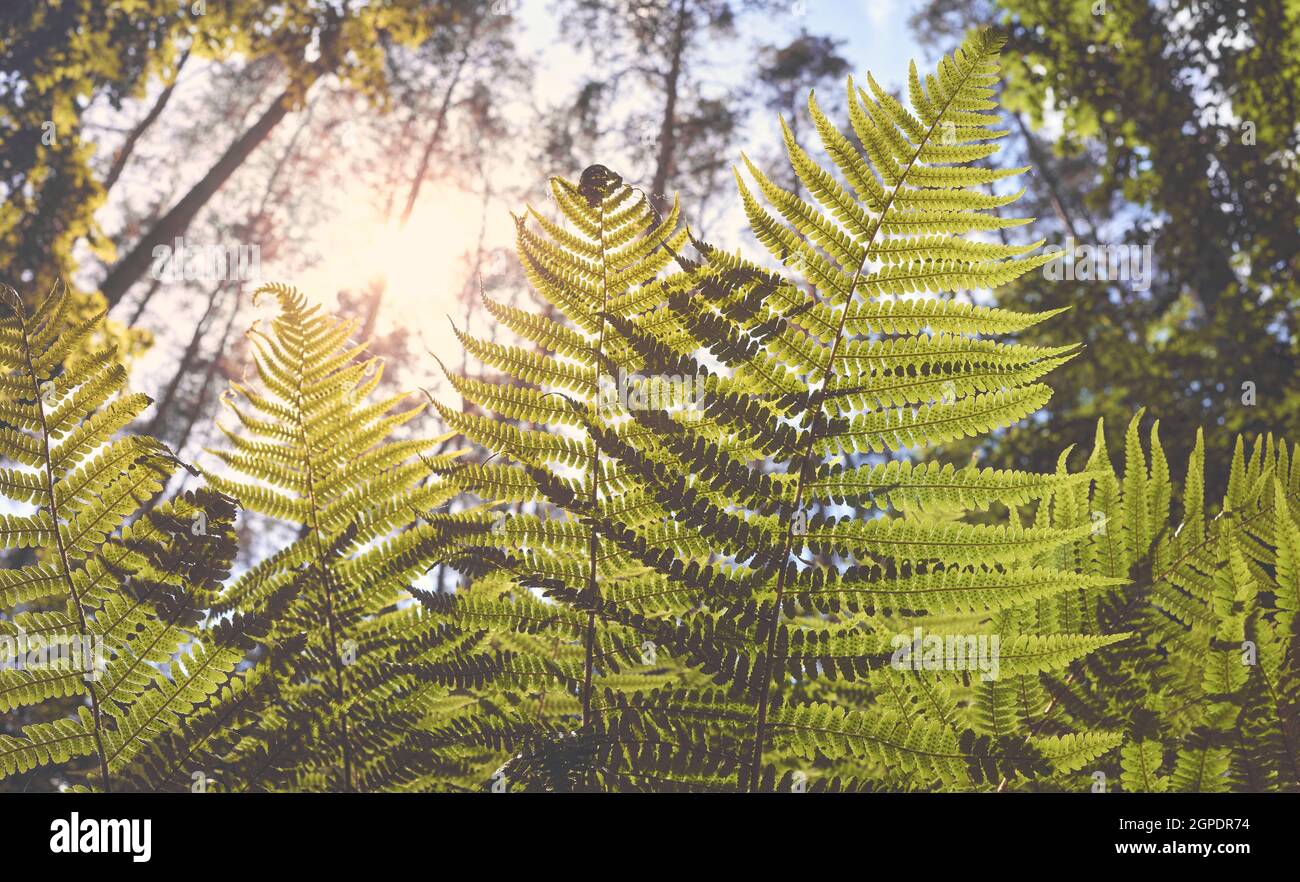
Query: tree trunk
171 288 243 457
399 19 479 225
1012 111 1097 242
102 50 191 194
143 282 226 441
359 30 478 336
649 0 689 214
124 276 164 326
97 80 305 308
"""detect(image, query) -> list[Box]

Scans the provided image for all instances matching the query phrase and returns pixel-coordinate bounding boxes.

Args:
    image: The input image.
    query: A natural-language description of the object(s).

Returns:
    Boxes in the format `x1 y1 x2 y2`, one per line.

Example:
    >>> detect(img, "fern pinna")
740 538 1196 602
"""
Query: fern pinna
1029 414 1300 792
0 284 246 793
197 284 465 792
430 30 1128 792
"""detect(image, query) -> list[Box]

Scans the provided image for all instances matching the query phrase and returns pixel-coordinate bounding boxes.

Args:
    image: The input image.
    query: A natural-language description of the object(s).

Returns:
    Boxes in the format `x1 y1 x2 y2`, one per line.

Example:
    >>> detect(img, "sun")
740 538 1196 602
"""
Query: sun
284 181 517 404
300 184 491 339
367 197 483 309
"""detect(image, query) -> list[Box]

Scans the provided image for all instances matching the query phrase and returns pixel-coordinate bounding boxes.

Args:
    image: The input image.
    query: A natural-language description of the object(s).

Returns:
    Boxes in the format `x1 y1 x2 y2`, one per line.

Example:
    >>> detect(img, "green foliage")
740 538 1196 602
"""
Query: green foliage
920 0 1300 494
0 1 185 297
1032 413 1300 792
186 283 467 792
1 24 1294 795
428 29 1128 792
0 283 246 792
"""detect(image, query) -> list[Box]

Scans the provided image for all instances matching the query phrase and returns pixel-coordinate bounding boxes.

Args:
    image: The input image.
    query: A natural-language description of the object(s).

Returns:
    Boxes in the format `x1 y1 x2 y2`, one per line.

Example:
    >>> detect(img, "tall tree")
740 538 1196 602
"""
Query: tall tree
1 0 475 313
0 0 190 301
551 0 778 220
752 30 851 195
909 0 1300 492
94 0 456 309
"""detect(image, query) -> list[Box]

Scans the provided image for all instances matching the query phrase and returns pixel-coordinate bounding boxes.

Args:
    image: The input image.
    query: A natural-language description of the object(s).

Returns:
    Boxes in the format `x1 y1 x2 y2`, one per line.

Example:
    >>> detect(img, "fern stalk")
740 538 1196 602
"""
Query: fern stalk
16 310 113 792
296 424 355 791
0 284 249 794
433 30 1118 792
200 284 466 792
744 31 1003 791
580 198 615 732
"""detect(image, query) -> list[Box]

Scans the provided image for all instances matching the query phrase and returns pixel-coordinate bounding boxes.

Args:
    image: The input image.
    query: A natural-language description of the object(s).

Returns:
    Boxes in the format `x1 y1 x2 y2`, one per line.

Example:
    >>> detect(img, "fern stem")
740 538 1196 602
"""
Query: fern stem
580 199 614 734
536 634 562 722
743 268 860 792
293 349 356 793
18 325 113 793
743 61 984 791
305 457 355 792
995 673 1073 793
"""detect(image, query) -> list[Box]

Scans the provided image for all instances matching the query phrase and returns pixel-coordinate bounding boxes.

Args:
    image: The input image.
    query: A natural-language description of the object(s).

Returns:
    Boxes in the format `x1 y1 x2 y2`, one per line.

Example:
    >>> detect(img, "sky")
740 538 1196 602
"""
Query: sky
85 0 933 414
287 0 931 385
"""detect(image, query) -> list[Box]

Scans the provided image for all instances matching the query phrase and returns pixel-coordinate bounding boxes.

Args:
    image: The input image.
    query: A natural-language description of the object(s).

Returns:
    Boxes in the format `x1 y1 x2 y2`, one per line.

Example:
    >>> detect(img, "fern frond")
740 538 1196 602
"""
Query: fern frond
0 285 246 792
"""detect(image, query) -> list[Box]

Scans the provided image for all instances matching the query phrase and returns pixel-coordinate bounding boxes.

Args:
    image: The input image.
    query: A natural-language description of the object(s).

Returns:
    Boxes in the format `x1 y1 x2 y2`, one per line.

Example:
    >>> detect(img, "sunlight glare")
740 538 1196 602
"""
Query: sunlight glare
296 185 507 391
